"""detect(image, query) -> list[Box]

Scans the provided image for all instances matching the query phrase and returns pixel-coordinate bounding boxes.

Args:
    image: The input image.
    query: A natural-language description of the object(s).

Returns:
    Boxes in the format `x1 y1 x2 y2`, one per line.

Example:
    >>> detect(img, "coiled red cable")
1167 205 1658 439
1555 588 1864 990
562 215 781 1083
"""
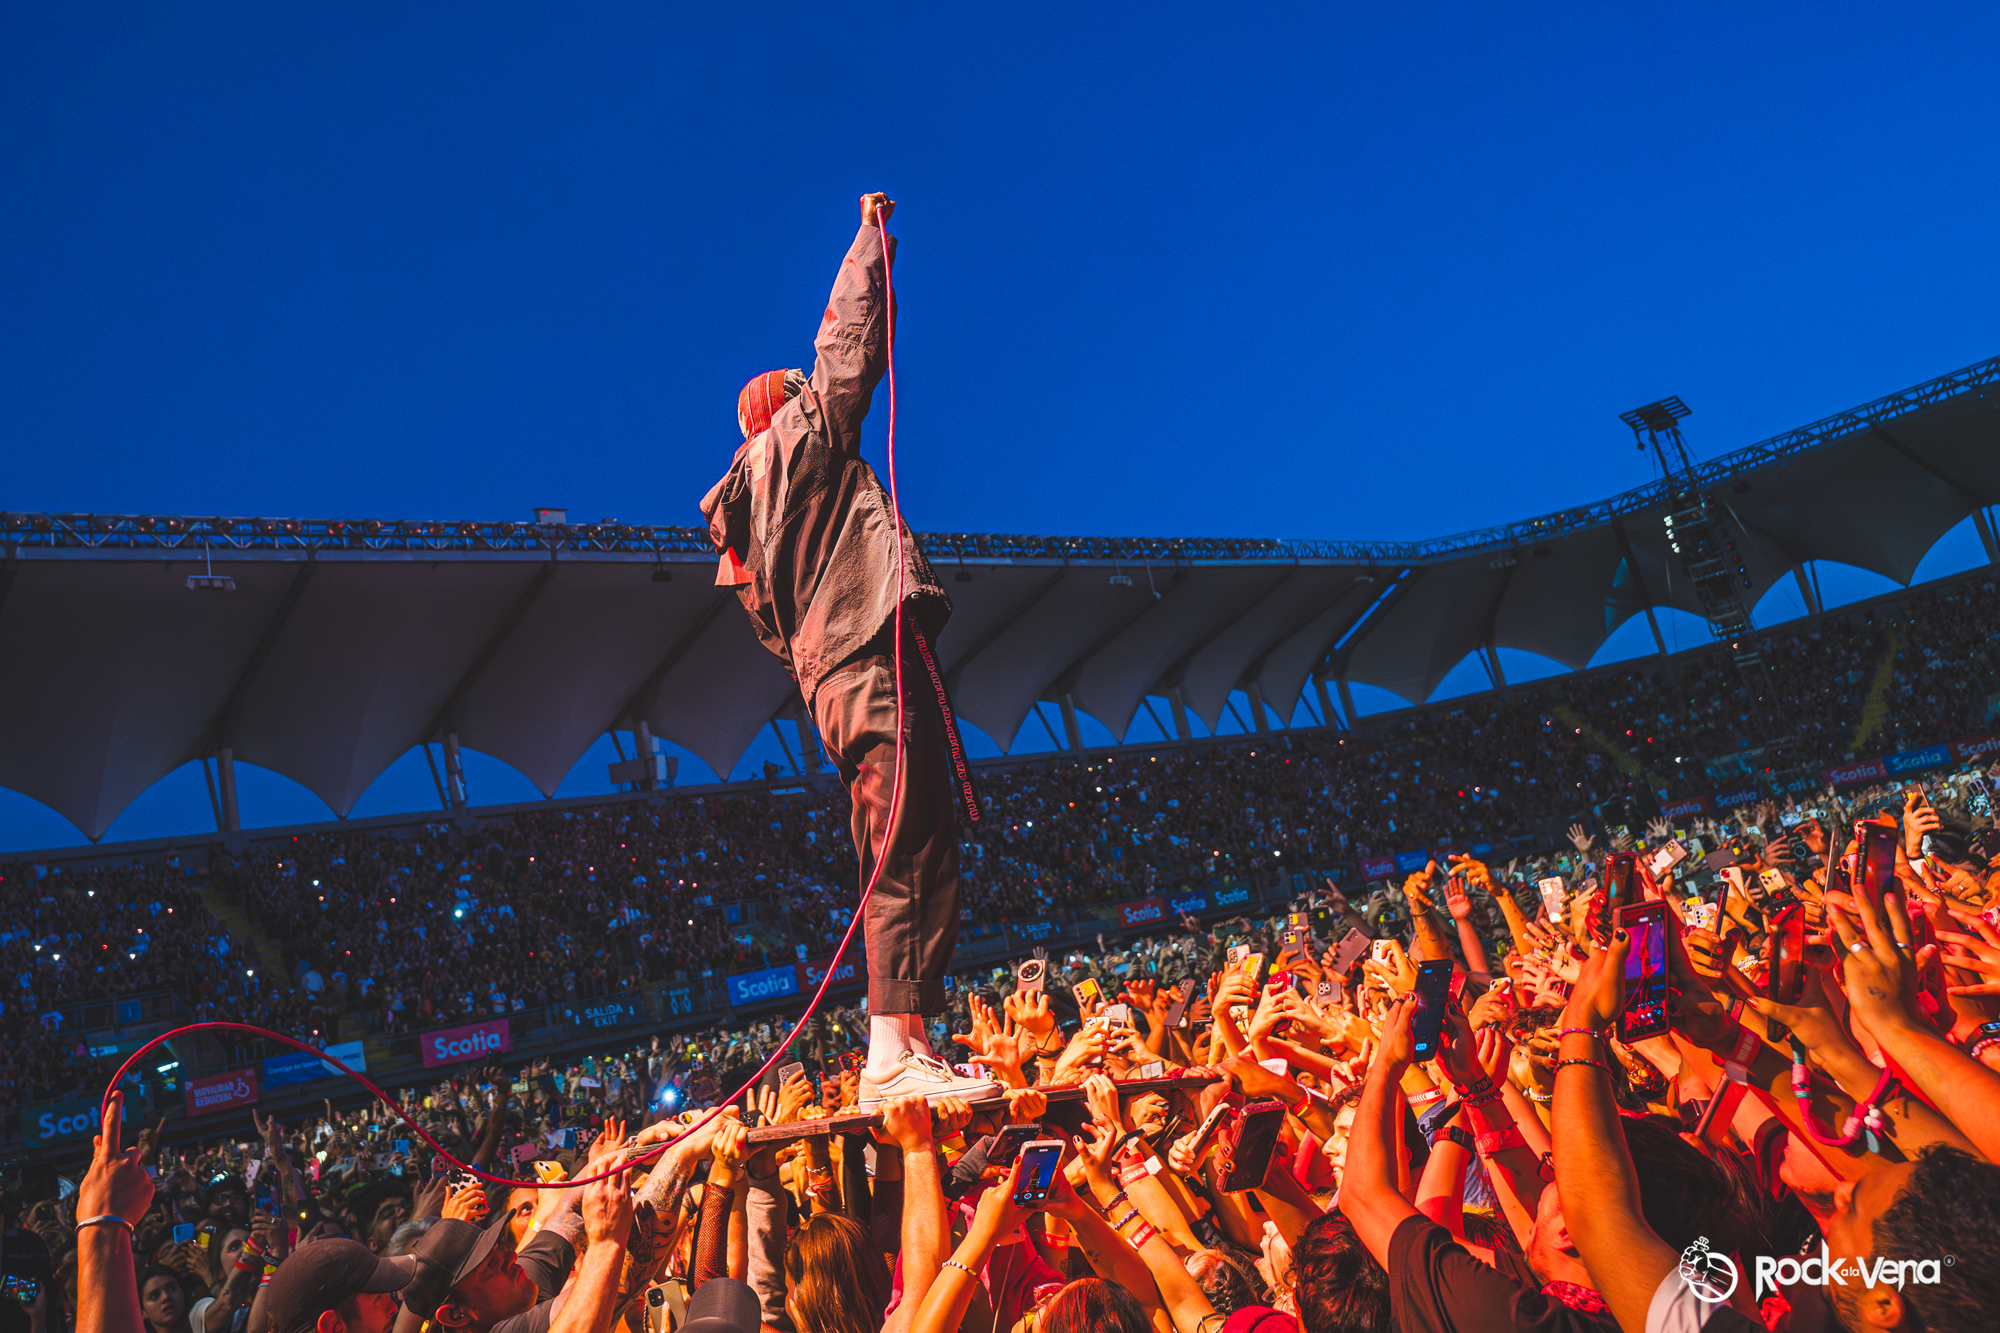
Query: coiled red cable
100 210 911 1190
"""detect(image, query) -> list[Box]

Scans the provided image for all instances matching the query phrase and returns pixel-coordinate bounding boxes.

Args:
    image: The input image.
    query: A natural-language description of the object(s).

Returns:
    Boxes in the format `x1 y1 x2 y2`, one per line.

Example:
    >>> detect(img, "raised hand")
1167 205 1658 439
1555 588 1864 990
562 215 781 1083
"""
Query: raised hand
860 192 896 227
443 1180 488 1222
582 1163 635 1246
1082 1073 1125 1133
1567 822 1596 856
1403 868 1437 914
79 1091 153 1228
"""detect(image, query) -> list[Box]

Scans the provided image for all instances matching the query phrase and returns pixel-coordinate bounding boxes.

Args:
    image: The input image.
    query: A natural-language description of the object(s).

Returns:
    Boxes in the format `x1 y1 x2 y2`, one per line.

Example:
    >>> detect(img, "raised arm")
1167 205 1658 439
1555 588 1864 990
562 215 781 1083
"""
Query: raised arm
806 194 897 455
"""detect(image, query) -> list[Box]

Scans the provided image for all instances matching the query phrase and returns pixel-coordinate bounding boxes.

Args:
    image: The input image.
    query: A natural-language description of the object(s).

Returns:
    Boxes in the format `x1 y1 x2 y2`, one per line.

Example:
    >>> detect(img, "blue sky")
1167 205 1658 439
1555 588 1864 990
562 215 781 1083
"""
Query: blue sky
5 3 1998 849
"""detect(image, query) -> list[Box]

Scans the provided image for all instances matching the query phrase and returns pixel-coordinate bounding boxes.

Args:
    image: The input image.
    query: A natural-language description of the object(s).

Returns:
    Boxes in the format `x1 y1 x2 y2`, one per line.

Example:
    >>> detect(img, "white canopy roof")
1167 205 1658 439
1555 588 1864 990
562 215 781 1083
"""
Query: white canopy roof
3 354 1995 839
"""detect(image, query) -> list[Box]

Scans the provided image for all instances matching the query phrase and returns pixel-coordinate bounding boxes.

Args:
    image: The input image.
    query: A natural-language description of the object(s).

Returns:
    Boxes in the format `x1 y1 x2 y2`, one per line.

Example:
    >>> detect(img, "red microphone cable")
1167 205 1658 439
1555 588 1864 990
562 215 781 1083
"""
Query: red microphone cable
100 208 911 1190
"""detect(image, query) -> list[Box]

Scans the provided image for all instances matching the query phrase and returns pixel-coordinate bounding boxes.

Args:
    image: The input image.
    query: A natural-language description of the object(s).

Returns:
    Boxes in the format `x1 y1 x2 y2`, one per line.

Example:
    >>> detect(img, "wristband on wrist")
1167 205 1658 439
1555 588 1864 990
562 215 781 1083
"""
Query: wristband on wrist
1475 1124 1528 1155
1128 1223 1157 1250
1556 1057 1610 1075
1406 1088 1443 1108
1722 1022 1761 1086
77 1215 133 1235
1556 1026 1604 1041
1443 1125 1477 1153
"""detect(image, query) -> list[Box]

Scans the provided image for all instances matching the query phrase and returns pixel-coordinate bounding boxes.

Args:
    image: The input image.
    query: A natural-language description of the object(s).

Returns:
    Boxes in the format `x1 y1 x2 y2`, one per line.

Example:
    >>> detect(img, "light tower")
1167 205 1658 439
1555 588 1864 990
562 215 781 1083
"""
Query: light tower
1619 398 1769 699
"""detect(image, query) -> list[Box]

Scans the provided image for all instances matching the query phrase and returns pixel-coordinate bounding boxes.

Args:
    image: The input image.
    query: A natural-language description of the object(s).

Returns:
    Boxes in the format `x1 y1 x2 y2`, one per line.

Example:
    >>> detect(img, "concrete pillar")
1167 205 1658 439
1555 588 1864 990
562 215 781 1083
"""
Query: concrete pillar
1792 564 1823 616
1642 606 1669 657
443 732 468 809
795 716 823 774
1336 678 1360 728
1058 692 1084 752
1314 676 1341 730
1246 682 1272 733
1975 509 2000 566
635 720 658 790
217 748 241 834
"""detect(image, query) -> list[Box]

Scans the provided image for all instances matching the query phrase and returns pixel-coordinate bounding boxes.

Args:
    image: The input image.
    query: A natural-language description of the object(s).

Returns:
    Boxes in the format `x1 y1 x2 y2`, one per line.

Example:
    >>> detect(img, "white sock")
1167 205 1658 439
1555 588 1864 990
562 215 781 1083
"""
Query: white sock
867 1014 921 1074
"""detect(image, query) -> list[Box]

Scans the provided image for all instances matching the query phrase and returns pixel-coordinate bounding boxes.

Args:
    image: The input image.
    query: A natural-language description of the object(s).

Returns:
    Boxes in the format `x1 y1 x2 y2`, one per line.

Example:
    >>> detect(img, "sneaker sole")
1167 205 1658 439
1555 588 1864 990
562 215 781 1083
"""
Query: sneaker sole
857 1082 1003 1110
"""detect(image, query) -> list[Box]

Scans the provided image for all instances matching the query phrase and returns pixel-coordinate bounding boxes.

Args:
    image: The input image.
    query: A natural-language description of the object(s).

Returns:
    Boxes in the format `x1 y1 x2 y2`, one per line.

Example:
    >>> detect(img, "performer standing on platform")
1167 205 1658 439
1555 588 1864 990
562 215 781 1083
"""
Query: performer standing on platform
701 193 995 1107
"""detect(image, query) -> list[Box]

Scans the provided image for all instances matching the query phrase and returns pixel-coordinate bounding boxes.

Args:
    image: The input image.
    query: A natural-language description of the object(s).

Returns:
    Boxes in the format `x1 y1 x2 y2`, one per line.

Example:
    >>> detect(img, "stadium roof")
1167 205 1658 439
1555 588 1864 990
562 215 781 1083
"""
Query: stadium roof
3 353 1998 839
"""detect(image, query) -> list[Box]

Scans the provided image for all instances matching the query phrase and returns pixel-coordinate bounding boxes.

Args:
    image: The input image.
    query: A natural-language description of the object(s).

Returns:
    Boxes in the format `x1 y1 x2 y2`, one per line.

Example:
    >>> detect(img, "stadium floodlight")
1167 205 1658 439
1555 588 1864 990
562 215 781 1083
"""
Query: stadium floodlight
185 543 236 592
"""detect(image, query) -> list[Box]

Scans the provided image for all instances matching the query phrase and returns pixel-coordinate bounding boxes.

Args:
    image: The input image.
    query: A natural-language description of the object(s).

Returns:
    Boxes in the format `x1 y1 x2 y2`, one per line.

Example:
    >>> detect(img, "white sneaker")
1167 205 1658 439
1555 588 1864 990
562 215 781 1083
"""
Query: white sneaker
858 1051 1002 1108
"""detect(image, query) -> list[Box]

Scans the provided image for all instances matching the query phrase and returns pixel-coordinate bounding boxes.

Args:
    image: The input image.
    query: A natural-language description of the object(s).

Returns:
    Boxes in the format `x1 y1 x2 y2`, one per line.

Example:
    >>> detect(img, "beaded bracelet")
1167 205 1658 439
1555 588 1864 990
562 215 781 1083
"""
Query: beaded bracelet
942 1258 977 1277
1556 1026 1604 1041
1108 1207 1140 1232
1969 1037 2000 1063
1555 1057 1609 1074
1527 1087 1553 1104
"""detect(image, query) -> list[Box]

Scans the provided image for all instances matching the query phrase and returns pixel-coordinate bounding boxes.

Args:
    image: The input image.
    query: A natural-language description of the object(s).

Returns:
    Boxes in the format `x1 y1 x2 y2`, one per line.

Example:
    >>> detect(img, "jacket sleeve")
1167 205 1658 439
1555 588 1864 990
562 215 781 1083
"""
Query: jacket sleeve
806 224 895 458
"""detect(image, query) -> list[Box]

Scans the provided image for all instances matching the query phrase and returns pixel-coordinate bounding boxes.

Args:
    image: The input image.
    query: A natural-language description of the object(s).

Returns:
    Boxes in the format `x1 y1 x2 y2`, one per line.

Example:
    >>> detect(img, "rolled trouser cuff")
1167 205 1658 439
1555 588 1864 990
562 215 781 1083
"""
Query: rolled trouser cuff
870 976 945 1016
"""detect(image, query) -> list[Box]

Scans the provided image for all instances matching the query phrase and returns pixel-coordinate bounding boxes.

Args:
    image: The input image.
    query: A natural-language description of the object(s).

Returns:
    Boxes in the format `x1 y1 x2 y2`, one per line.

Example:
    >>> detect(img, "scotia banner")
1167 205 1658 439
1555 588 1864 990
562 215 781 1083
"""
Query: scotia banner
1659 796 1707 821
185 1068 260 1118
1823 757 1888 788
1885 744 1951 777
1209 884 1256 910
1358 855 1398 881
795 952 863 994
725 964 799 1009
421 1018 512 1068
1117 898 1167 929
1712 787 1763 811
1951 733 2000 763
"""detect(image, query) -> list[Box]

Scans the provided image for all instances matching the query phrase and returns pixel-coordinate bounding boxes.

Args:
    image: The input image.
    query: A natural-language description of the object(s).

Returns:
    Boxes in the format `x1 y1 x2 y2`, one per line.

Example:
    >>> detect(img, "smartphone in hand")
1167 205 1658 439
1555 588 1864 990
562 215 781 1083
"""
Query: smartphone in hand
1220 1101 1287 1192
1332 928 1370 973
988 1123 1042 1168
1410 960 1453 1061
1012 1141 1065 1204
1616 901 1672 1041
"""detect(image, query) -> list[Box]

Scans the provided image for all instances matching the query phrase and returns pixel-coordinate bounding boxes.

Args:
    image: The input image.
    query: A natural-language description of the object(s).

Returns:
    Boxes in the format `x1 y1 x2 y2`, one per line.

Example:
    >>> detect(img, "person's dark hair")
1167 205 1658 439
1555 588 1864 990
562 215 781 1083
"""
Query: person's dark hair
1038 1277 1149 1333
203 1221 250 1277
1872 1145 2000 1333
1620 1115 1758 1258
782 1213 889 1333
1292 1211 1391 1333
1186 1244 1266 1315
136 1266 191 1333
1506 1005 1563 1043
1326 1082 1365 1112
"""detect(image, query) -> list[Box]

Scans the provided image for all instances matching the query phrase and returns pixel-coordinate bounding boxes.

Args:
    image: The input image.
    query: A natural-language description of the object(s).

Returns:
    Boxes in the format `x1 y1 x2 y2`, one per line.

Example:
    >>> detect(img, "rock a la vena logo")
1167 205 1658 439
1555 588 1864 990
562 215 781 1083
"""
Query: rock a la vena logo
1679 1237 1741 1303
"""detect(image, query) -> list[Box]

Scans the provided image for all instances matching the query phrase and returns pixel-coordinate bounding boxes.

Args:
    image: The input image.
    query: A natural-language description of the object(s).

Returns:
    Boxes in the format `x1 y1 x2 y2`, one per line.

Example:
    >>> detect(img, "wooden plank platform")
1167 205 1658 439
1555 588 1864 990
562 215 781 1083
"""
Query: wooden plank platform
741 1075 1222 1144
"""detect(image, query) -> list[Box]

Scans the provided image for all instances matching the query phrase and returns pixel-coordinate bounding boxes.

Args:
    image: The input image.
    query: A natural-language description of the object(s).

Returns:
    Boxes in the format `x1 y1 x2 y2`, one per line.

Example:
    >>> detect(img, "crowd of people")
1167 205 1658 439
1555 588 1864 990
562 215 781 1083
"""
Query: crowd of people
49 770 2000 1333
18 571 2000 1333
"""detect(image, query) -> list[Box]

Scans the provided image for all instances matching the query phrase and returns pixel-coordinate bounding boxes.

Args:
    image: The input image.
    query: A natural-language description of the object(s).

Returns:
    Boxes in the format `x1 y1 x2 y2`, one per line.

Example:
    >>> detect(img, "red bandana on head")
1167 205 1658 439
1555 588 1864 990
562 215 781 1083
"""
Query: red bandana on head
737 370 798 440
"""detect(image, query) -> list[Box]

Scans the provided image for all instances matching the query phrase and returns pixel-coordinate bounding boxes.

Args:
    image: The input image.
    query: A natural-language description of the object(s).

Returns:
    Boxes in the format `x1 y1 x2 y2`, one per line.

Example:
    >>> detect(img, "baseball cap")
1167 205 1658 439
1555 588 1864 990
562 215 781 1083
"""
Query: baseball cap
398 1217 508 1326
266 1241 417 1333
683 1278 761 1333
